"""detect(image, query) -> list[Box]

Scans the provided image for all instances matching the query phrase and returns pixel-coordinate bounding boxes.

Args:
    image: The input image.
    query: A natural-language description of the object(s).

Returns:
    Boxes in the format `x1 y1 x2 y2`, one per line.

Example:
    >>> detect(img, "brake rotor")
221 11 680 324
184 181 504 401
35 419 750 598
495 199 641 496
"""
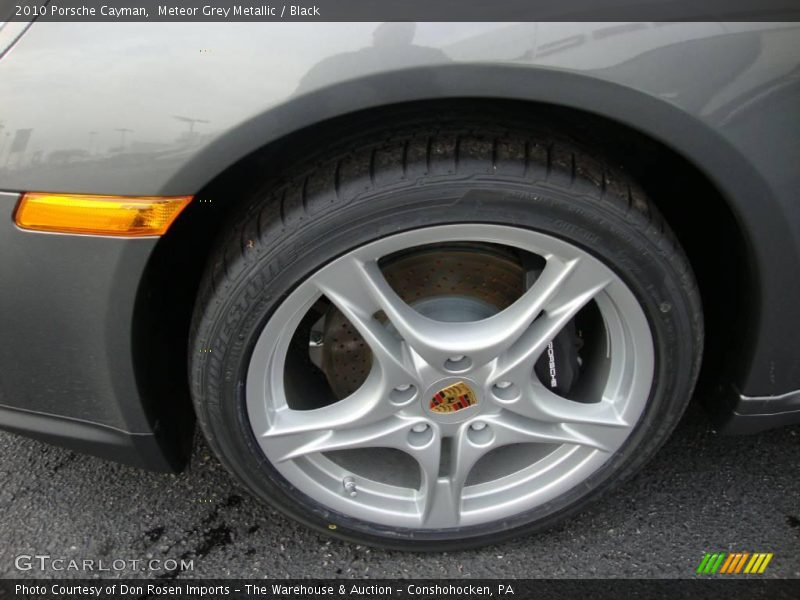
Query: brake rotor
321 244 526 398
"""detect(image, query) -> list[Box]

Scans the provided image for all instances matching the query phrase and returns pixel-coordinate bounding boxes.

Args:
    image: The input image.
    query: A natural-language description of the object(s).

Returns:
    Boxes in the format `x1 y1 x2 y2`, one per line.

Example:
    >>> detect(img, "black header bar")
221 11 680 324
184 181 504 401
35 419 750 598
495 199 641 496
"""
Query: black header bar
2 0 800 22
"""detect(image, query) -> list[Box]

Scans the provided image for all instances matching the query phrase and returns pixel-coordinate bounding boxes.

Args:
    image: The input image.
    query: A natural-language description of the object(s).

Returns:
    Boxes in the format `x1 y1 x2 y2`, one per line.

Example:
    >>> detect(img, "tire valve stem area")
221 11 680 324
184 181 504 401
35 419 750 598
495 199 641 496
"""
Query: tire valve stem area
343 476 358 497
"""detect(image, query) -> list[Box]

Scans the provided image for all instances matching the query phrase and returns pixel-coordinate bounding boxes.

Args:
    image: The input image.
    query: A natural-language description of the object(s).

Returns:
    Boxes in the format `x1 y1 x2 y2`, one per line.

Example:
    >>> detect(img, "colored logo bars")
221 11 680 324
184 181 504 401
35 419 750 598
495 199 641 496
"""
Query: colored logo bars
696 552 773 574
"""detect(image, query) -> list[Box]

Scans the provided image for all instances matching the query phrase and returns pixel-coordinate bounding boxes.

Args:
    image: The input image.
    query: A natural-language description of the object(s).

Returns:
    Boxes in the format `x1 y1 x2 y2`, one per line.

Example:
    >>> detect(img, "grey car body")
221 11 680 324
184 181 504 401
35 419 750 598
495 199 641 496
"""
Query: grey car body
0 21 799 471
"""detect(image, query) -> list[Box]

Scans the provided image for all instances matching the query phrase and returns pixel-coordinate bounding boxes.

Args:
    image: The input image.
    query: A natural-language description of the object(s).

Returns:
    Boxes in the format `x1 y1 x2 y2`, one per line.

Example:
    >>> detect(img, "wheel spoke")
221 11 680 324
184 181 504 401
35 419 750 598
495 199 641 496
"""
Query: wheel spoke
415 434 461 527
486 409 619 452
419 410 595 528
492 380 629 449
267 414 425 462
418 478 461 528
416 425 496 528
314 256 416 385
262 371 402 460
420 407 620 528
319 255 463 368
494 257 611 382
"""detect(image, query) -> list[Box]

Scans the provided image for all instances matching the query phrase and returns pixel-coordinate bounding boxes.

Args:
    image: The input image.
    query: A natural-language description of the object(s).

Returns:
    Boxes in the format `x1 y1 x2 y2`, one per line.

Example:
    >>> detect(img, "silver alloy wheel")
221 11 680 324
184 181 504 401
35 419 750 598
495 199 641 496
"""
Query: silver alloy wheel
246 224 654 529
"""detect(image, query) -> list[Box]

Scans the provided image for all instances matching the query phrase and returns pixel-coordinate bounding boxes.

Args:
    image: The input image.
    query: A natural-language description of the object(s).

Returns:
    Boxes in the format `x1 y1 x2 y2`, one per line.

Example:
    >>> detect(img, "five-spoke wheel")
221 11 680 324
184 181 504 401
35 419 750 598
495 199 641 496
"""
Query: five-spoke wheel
247 225 653 529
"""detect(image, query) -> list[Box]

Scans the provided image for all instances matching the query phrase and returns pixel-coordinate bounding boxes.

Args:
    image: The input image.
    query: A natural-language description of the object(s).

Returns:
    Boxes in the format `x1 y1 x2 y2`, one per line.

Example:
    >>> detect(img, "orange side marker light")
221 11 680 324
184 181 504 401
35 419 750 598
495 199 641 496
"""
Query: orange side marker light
15 193 192 237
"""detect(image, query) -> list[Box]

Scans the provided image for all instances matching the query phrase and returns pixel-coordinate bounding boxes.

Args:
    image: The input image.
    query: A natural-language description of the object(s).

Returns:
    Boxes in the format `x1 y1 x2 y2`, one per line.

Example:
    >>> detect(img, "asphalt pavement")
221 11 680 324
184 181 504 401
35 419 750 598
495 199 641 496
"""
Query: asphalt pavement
1 402 798 579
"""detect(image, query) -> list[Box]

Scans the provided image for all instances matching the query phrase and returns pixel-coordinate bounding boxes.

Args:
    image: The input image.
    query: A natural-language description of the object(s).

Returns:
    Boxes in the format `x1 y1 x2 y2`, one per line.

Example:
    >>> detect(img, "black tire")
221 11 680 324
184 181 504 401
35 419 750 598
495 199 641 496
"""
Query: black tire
190 114 703 551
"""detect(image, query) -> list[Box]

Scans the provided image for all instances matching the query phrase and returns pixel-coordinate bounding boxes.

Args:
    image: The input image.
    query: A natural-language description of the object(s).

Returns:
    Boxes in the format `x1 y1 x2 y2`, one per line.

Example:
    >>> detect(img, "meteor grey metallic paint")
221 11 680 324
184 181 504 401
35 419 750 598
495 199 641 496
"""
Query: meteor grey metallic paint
0 21 798 469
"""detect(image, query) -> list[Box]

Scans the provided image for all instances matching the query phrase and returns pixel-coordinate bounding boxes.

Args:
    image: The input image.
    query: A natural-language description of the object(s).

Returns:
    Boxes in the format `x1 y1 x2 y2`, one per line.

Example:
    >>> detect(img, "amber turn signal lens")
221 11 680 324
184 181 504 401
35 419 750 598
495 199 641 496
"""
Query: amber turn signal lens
14 193 192 237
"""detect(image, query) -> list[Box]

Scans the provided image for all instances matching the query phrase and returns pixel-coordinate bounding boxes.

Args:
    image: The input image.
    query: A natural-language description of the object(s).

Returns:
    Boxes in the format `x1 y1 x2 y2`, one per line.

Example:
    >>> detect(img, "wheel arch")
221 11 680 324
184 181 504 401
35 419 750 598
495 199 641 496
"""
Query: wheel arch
136 65 773 446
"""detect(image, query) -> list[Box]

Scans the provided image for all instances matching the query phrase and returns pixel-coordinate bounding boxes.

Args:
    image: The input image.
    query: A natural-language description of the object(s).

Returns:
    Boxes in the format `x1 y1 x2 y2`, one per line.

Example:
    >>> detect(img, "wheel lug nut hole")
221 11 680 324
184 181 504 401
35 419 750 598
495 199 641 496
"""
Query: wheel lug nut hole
408 424 433 447
444 356 472 372
492 382 519 401
390 384 416 405
467 423 493 446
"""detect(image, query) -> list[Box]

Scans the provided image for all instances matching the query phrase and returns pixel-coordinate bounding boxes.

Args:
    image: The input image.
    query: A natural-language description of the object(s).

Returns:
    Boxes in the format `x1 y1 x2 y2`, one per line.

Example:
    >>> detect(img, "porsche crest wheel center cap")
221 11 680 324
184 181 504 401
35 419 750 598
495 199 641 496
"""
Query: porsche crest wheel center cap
423 377 482 421
430 381 478 414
